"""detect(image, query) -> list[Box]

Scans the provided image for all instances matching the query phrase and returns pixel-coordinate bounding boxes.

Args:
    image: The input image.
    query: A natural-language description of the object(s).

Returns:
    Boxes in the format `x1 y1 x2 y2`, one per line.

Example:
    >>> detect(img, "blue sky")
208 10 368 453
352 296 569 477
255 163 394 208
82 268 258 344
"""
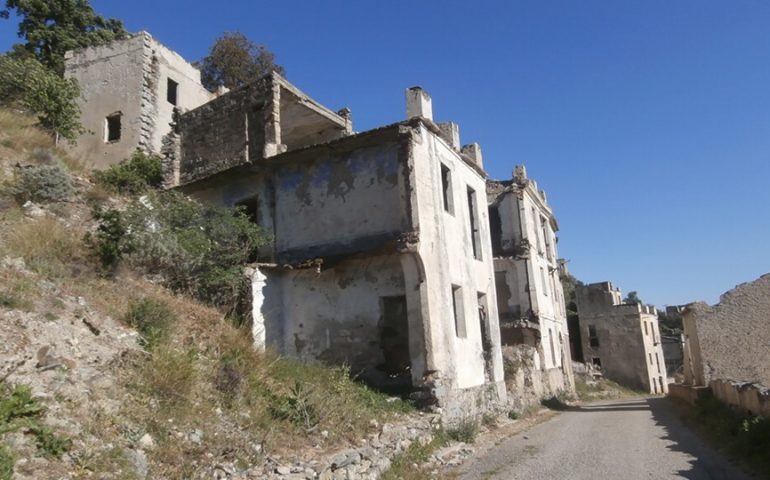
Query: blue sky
2 1 769 306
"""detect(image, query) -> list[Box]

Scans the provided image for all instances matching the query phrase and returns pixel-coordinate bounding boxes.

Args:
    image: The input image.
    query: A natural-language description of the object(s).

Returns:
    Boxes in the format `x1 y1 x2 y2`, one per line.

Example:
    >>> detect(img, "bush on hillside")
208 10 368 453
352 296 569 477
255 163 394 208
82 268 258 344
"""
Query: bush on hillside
92 150 163 195
10 164 73 203
124 297 176 349
87 191 268 310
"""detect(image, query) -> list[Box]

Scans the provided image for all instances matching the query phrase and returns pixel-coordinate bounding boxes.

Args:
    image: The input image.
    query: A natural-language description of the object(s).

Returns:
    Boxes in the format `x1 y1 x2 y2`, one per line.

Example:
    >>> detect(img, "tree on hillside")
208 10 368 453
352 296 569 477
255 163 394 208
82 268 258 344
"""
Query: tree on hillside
1 0 127 74
198 32 284 91
0 55 84 142
623 291 642 305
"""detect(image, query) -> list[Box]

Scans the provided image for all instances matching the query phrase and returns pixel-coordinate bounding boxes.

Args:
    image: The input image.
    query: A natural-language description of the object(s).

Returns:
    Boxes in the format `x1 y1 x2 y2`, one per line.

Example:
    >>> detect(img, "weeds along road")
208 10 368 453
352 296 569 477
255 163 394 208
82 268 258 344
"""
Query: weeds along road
456 398 753 480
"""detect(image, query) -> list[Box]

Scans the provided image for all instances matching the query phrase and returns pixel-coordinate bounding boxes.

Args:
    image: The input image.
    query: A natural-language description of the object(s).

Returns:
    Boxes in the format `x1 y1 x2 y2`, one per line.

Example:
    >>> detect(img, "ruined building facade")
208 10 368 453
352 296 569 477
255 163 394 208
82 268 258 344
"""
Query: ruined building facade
486 167 575 408
64 32 216 169
64 34 580 418
674 274 770 416
576 282 667 394
166 76 506 417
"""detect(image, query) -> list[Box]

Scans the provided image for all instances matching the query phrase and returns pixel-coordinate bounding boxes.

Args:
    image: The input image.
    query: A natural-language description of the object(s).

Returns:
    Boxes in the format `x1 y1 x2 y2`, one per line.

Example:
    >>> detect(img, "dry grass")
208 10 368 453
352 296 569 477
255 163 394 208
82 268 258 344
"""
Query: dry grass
0 108 87 174
1 216 85 278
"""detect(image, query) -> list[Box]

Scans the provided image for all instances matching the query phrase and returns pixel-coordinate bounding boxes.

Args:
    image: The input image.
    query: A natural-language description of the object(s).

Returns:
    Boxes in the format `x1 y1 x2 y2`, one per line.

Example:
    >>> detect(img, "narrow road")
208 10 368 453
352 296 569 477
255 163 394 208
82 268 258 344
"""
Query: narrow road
457 398 753 480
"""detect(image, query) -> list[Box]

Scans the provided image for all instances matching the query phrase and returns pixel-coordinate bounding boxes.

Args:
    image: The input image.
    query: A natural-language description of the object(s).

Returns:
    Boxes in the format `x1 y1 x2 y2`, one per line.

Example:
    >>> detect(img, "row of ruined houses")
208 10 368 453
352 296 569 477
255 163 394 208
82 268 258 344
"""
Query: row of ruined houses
63 32 578 418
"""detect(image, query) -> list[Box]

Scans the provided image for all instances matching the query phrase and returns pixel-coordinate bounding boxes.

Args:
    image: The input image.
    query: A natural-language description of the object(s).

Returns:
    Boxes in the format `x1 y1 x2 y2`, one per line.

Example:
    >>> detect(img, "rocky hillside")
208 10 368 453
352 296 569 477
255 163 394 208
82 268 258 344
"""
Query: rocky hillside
1 108 484 479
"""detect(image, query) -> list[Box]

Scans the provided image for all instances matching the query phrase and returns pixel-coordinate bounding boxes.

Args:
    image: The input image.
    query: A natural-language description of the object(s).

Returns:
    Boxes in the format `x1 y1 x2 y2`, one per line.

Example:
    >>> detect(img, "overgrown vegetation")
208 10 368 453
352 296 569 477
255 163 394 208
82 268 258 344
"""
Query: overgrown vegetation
92 150 163 195
446 418 479 443
198 31 284 91
0 382 72 476
10 164 74 203
0 55 84 142
574 376 647 402
123 297 176 350
1 0 127 75
2 216 83 278
87 191 269 310
679 396 770 478
382 430 448 480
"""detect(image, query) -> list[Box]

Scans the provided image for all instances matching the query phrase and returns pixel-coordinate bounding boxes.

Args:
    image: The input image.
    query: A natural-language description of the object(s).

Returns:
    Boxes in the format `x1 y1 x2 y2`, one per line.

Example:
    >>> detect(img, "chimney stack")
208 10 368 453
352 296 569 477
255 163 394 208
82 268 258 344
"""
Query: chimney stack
437 122 460 150
461 143 483 168
406 86 433 121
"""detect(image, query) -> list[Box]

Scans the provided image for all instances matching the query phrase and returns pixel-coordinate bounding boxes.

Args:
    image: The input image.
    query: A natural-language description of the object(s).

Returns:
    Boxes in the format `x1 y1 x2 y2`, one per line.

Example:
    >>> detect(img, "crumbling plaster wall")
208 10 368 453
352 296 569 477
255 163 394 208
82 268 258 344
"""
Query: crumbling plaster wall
251 256 408 374
407 122 506 413
273 141 409 263
683 273 770 387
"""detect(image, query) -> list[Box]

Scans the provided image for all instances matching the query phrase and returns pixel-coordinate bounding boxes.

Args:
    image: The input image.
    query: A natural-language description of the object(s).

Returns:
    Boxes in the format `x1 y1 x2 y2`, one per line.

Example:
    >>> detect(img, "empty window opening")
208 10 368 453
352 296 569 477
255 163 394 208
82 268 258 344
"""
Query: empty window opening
592 357 602 368
379 296 411 382
540 267 548 296
652 377 658 394
548 328 557 367
659 376 664 392
649 353 653 365
452 285 466 338
441 163 453 214
541 216 552 261
644 321 649 335
588 325 599 347
489 205 502 256
477 293 494 381
167 78 178 105
235 195 259 224
105 113 122 142
467 186 482 260
655 353 661 374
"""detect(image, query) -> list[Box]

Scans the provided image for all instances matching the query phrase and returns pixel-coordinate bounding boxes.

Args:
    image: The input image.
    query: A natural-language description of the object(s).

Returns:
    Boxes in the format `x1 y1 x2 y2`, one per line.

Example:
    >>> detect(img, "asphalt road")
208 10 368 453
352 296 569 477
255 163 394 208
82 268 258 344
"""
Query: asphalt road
457 398 754 480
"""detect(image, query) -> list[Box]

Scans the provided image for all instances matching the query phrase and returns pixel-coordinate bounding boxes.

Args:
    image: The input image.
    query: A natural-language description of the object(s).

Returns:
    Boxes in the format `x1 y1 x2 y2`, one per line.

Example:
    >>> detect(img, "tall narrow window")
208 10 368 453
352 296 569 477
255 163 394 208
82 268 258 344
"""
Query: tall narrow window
451 285 466 338
105 113 122 142
589 325 599 347
655 353 661 374
548 328 557 366
643 321 649 335
541 217 551 260
540 267 548 296
167 78 178 105
532 207 542 252
440 163 453 214
467 186 482 260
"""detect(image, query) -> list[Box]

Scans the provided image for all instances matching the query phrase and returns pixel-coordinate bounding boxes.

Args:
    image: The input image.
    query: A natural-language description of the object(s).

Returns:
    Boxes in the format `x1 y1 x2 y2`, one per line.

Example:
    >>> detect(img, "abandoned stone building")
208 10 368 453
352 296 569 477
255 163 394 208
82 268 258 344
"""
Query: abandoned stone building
486 167 575 408
576 282 668 394
672 274 770 416
63 32 216 169
161 74 506 417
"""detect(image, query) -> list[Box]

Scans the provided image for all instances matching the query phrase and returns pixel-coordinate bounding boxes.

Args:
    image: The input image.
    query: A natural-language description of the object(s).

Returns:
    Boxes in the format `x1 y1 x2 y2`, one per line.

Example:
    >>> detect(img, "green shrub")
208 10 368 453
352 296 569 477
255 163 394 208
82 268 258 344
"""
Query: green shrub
269 381 319 429
0 444 12 480
88 191 268 310
93 150 163 195
11 164 73 203
0 382 70 462
0 56 84 142
446 418 479 443
124 297 176 349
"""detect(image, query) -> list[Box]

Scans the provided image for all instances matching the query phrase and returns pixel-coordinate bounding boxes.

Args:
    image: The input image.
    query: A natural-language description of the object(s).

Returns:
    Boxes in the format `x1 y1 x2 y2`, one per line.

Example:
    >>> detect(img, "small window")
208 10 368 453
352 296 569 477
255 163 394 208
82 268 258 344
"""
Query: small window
643 321 649 335
649 353 653 365
592 357 602 368
655 353 661 374
451 285 466 338
167 78 178 105
440 163 453 214
105 113 122 143
467 186 481 260
588 325 599 347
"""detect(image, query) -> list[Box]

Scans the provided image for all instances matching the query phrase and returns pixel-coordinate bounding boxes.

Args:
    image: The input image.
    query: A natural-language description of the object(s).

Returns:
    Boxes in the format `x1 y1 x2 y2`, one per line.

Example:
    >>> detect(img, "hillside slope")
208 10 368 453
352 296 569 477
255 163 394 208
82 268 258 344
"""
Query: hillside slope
0 109 444 479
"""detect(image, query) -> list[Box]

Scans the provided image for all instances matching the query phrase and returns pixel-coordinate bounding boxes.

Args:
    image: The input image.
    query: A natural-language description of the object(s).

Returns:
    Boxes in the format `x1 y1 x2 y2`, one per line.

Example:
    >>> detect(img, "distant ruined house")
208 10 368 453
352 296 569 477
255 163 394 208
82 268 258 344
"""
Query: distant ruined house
64 34 577 418
673 274 770 417
576 282 668 394
487 167 576 408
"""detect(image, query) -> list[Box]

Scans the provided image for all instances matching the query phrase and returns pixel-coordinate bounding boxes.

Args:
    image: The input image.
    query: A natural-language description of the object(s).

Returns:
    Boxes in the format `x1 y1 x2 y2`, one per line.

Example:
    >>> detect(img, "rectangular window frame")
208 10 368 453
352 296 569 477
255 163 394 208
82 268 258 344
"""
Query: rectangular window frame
467 186 482 260
167 78 179 105
451 285 466 338
440 163 454 214
104 112 122 143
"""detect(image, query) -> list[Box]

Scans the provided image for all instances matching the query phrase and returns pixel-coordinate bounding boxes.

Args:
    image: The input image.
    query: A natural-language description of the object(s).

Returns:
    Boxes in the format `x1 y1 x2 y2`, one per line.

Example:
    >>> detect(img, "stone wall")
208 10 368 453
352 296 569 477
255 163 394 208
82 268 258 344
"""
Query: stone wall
682 273 770 388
